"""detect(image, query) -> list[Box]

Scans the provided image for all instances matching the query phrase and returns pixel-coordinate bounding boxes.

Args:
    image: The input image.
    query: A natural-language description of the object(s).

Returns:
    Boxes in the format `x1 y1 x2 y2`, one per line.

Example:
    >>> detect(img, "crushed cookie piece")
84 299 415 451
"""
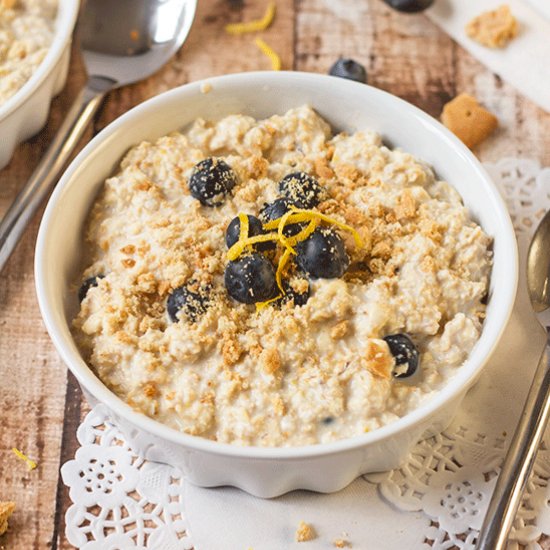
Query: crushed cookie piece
314 157 335 180
120 244 136 255
371 240 392 259
441 93 498 149
466 5 518 48
1 0 17 9
261 348 282 375
333 538 352 548
365 339 394 379
142 381 158 398
222 336 242 366
295 521 317 542
331 320 350 340
395 189 416 220
200 82 212 94
0 501 15 536
122 258 136 268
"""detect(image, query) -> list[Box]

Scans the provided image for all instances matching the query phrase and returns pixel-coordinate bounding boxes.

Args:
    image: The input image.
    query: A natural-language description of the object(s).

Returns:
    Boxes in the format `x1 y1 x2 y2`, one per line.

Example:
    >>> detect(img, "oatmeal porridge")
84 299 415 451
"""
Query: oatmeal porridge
0 0 57 106
73 105 492 447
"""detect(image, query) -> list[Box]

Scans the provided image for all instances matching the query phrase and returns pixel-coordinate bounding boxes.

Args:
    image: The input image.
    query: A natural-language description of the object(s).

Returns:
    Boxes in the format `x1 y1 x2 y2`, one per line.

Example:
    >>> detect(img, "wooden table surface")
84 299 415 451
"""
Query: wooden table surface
1 1 550 548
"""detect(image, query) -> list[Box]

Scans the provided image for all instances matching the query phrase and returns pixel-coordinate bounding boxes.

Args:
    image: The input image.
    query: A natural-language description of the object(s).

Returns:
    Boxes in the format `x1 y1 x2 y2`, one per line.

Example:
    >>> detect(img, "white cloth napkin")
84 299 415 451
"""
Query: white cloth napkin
426 0 550 113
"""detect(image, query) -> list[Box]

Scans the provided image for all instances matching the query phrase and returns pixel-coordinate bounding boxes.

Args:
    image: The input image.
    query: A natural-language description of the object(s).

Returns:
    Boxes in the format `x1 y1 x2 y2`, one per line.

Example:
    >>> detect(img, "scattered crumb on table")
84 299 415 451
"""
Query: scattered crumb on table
333 538 352 548
465 5 518 48
295 520 317 542
0 502 16 536
441 93 498 149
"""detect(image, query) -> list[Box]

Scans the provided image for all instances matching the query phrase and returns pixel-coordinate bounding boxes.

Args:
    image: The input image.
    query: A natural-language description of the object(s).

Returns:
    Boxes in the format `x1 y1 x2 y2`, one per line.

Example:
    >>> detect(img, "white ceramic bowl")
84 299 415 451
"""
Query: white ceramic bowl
0 0 80 170
35 72 518 498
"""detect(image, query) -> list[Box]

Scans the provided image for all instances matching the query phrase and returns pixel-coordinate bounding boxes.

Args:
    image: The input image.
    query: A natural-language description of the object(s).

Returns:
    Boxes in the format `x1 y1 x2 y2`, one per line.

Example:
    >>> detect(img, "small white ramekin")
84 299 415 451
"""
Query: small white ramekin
35 72 518 498
0 0 80 170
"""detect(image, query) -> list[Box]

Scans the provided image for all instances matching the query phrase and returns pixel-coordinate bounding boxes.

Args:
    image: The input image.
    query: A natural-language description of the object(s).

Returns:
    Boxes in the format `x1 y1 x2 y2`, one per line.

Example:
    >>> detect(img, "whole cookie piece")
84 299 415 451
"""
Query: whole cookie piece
0 501 15 536
466 5 518 48
441 93 498 149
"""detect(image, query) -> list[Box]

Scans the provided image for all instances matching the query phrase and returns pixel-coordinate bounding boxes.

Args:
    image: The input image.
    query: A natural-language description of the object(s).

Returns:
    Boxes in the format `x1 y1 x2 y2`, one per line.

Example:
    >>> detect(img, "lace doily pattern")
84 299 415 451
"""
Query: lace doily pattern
61 406 194 550
61 158 550 549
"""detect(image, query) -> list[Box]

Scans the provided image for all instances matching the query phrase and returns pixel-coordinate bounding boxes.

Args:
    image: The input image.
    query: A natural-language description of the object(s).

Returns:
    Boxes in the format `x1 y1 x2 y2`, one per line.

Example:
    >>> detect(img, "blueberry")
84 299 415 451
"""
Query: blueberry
225 214 275 251
258 197 294 223
328 58 367 84
167 282 210 322
279 172 325 209
322 416 335 425
383 333 420 378
382 0 434 13
78 275 104 302
189 158 237 206
296 228 349 279
224 253 277 304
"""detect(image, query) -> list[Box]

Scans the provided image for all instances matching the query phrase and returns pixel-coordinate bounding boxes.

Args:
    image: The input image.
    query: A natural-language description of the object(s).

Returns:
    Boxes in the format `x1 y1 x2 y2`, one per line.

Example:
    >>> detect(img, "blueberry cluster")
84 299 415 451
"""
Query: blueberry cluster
224 171 353 306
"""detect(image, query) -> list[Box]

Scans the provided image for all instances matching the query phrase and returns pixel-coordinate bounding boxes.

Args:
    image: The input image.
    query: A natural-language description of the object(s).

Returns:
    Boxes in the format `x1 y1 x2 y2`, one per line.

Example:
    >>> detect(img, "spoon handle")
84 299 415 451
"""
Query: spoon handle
0 77 112 274
477 332 550 549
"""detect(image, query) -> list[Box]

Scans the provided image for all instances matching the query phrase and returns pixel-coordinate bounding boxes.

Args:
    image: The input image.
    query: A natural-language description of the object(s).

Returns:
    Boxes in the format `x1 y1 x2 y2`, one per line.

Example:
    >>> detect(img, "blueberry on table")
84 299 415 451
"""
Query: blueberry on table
328 58 367 84
167 282 210 322
189 157 237 206
382 0 434 13
258 197 295 223
296 228 350 279
225 214 275 251
224 253 277 304
78 275 104 302
383 333 419 378
278 172 325 209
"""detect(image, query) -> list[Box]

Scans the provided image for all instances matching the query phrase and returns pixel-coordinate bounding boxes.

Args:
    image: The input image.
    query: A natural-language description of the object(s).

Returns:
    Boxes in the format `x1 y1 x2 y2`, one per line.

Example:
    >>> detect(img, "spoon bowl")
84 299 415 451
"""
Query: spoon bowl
528 209 550 313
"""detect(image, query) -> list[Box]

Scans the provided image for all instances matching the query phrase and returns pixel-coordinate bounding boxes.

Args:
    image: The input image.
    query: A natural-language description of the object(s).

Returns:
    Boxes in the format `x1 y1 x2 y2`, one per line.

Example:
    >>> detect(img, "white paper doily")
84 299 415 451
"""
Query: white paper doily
62 158 550 549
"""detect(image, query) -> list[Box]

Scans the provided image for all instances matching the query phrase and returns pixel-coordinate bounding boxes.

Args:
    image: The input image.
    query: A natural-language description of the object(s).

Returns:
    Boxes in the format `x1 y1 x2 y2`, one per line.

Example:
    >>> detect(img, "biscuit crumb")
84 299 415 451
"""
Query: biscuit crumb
333 538 352 548
295 521 317 542
466 5 518 48
331 320 350 340
200 82 212 94
222 336 242 367
0 501 15 536
365 339 394 379
0 0 17 9
441 93 498 149
261 348 282 375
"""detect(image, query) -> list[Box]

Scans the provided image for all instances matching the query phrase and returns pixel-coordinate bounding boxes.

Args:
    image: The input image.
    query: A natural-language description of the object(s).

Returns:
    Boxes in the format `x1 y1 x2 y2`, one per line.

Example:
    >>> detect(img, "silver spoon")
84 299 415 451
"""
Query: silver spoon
0 0 196 273
477 210 550 549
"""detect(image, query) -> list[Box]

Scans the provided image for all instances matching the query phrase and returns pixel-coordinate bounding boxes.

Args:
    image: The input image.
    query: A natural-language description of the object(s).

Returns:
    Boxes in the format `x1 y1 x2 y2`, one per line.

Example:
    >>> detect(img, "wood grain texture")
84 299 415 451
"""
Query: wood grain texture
1 0 549 548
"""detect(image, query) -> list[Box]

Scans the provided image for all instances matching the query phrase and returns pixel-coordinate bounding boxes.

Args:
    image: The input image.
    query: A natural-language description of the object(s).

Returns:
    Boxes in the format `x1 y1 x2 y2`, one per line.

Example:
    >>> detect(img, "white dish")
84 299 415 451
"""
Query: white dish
0 0 80 170
35 72 518 498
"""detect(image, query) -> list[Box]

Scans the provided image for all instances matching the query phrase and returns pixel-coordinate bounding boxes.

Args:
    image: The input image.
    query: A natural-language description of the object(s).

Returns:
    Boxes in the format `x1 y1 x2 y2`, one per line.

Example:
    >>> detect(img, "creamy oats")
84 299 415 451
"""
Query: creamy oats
73 106 492 447
0 0 57 106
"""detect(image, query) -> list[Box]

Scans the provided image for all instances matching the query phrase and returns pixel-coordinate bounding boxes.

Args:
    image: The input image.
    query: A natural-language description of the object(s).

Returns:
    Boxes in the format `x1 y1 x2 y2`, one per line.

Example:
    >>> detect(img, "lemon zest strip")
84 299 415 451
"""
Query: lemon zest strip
237 212 249 242
276 247 293 292
12 448 37 471
264 208 363 248
277 209 297 254
285 218 318 247
254 38 281 71
255 293 282 311
227 232 279 261
225 2 276 35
